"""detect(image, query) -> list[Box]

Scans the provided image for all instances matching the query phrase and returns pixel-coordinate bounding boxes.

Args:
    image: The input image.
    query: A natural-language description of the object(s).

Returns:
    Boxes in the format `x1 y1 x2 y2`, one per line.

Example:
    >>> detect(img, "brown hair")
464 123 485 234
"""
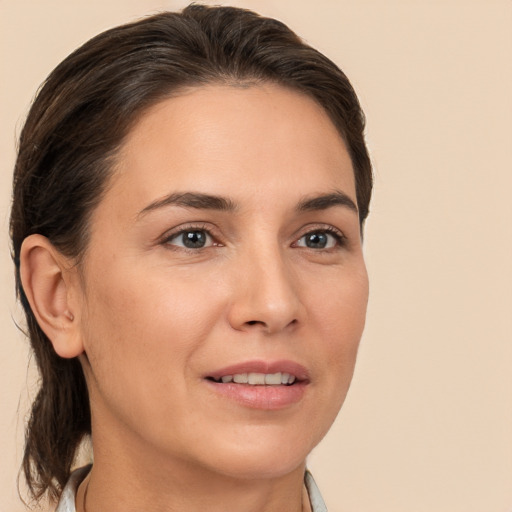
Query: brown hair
10 4 372 503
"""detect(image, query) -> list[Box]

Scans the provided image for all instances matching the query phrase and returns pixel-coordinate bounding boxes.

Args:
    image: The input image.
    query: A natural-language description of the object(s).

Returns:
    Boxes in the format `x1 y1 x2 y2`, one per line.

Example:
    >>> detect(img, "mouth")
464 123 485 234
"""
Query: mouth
204 361 309 410
206 372 298 386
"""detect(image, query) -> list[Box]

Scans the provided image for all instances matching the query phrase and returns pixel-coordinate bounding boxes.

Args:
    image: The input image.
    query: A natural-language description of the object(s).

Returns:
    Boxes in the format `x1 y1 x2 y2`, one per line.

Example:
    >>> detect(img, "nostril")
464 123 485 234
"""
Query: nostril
245 318 297 328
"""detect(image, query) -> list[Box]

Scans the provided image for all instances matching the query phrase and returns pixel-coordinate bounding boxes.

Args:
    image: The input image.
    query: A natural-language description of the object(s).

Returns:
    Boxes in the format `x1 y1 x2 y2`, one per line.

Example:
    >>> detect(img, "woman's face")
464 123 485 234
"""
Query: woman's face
75 83 369 479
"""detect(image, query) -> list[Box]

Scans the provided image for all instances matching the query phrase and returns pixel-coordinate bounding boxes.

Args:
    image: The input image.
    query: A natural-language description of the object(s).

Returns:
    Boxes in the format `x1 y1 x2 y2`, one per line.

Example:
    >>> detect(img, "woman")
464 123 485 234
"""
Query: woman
11 4 372 511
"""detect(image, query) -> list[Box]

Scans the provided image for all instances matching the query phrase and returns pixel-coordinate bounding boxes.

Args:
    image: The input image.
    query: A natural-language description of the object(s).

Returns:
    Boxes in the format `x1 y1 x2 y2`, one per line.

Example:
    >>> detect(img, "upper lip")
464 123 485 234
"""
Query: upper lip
206 360 310 382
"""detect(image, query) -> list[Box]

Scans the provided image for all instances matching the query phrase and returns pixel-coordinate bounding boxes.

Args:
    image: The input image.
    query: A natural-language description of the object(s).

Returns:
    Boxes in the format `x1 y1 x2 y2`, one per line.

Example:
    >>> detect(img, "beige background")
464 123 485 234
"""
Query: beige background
1 1 511 511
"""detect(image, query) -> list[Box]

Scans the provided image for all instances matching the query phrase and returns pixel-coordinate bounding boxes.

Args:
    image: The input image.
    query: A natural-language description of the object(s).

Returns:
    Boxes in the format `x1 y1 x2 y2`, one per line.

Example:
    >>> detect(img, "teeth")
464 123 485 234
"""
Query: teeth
281 373 296 385
248 373 266 385
215 372 297 386
265 373 281 385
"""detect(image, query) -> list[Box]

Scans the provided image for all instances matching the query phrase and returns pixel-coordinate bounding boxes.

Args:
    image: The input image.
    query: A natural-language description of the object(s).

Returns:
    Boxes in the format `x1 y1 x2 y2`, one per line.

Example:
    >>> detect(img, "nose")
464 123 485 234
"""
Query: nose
227 246 303 335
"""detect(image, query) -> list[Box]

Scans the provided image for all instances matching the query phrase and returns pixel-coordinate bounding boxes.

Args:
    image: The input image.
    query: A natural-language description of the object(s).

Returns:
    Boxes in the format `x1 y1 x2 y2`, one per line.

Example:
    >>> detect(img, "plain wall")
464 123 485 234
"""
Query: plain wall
1 1 511 511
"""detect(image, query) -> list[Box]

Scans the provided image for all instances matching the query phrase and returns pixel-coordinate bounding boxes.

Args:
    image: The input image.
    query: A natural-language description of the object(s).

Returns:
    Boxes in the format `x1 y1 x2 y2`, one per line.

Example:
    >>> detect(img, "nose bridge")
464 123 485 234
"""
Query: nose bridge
228 233 302 334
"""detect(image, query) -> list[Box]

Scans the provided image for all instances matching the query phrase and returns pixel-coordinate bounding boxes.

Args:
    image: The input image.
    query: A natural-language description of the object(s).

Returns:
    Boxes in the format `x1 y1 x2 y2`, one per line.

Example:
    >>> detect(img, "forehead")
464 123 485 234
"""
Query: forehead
108 83 356 212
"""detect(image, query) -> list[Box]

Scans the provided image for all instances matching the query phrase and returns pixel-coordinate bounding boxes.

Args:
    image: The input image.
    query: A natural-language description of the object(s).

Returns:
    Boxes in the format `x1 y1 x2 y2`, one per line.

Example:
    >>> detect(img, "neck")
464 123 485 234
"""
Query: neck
77 426 308 512
79 461 307 512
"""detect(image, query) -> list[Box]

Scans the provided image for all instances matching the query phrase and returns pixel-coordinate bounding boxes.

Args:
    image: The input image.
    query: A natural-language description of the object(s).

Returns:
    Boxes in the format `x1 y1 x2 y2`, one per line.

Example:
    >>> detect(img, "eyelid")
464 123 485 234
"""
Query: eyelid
292 224 346 248
160 222 221 249
158 222 346 250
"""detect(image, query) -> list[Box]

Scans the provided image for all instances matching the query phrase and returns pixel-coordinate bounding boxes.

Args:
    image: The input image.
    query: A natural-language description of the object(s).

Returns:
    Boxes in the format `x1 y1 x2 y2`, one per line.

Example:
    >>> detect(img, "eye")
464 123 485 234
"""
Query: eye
295 229 343 250
164 229 215 249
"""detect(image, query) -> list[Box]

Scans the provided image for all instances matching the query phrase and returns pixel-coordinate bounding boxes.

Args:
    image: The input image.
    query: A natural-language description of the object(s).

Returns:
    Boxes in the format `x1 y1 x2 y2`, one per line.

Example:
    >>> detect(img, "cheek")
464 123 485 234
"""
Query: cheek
308 264 369 387
289 264 368 449
312 262 368 340
84 259 215 341
79 261 223 419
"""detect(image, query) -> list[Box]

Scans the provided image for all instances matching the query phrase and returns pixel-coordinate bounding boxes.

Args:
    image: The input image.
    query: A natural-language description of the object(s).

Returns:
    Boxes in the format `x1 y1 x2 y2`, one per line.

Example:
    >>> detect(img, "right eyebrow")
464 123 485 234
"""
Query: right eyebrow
137 192 238 219
296 191 358 214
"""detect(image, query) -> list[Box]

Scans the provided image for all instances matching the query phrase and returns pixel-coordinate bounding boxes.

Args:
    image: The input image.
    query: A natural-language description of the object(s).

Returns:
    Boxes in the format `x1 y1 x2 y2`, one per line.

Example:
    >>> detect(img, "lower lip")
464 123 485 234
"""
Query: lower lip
205 380 307 410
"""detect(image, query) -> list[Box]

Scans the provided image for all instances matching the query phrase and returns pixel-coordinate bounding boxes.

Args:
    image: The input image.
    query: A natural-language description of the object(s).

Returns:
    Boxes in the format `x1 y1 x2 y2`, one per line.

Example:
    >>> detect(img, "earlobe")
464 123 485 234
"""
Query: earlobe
20 234 84 359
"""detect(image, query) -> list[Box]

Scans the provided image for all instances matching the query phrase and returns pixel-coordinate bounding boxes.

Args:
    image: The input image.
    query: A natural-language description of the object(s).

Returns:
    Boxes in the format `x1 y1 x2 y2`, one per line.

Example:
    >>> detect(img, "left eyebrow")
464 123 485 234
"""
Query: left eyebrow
137 192 238 218
296 191 358 214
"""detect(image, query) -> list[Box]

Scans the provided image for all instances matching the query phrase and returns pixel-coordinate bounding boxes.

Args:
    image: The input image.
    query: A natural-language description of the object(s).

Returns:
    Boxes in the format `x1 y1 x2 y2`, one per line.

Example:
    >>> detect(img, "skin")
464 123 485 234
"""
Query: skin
22 83 368 512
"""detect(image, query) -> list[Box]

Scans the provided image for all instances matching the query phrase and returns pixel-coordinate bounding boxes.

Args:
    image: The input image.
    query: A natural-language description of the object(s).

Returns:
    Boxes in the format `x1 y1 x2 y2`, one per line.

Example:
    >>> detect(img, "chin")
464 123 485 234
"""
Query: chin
190 425 321 481
210 451 307 481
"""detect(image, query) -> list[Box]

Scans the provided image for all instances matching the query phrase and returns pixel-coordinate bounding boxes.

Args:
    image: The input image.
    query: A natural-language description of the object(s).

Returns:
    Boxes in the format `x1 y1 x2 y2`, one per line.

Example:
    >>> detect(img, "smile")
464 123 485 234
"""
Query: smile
208 372 297 385
205 361 308 410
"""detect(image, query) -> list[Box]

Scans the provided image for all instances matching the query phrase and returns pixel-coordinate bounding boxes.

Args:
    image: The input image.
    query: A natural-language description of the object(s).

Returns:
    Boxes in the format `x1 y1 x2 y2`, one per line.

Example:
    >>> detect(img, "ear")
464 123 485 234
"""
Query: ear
20 234 84 358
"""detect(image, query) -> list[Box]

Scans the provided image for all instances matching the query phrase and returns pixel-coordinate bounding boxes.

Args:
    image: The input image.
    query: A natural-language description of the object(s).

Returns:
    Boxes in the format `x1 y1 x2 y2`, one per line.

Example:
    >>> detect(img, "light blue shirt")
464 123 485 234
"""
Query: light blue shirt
56 465 328 512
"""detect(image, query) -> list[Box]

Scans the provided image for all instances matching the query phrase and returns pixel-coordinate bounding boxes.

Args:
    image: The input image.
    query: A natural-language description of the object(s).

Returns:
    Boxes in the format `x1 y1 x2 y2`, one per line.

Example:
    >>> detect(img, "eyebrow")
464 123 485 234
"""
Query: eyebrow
138 192 238 217
137 189 358 218
296 191 358 214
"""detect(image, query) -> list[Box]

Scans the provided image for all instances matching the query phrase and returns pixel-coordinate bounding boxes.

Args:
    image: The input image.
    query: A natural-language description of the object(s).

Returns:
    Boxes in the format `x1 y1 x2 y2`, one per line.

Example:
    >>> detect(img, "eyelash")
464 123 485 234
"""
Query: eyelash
161 224 346 252
161 223 219 252
294 225 346 250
